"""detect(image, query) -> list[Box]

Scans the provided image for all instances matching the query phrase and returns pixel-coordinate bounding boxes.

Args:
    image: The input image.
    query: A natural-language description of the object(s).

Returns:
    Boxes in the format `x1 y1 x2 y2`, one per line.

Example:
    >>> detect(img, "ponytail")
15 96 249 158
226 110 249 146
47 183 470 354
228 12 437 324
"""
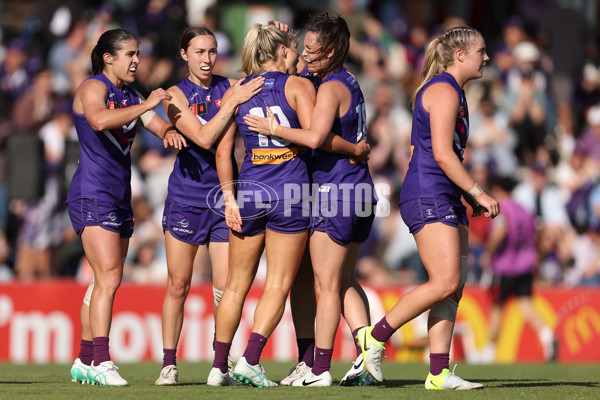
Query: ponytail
410 38 442 109
241 23 296 76
410 26 481 109
91 29 138 75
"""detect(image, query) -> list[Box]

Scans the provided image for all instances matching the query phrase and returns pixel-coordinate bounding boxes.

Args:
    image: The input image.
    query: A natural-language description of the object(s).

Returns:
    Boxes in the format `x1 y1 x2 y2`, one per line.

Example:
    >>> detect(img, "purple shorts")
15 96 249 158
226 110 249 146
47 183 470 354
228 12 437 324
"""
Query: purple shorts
67 198 134 238
399 198 468 235
311 201 376 245
162 198 228 244
239 200 309 236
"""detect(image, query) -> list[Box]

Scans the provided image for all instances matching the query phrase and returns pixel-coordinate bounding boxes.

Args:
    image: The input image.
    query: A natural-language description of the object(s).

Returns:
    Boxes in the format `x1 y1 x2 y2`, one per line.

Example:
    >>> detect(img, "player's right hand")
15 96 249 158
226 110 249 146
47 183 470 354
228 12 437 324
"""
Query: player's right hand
145 88 172 109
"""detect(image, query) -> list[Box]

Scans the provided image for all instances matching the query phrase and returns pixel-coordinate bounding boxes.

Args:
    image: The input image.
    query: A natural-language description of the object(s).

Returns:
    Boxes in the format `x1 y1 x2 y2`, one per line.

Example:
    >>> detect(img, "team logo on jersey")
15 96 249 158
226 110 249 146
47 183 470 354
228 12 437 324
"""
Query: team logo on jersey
216 99 222 108
206 95 211 102
347 75 358 88
264 79 275 89
190 102 207 115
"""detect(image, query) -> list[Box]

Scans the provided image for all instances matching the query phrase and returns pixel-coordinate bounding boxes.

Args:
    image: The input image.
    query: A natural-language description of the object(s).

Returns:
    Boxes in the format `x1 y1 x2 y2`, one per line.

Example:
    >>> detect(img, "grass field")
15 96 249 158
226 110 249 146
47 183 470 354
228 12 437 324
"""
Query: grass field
1 361 598 400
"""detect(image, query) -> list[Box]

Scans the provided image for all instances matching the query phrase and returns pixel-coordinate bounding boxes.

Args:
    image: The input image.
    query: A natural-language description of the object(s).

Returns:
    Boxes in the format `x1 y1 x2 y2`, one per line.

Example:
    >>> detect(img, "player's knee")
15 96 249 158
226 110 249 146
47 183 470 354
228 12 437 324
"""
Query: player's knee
168 279 190 300
96 274 122 293
437 255 468 297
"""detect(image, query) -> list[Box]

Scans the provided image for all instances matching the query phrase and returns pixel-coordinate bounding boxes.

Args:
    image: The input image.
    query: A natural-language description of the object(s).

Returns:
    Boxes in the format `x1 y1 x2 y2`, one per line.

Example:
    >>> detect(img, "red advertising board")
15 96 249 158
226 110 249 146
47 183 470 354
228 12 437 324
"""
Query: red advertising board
0 281 598 363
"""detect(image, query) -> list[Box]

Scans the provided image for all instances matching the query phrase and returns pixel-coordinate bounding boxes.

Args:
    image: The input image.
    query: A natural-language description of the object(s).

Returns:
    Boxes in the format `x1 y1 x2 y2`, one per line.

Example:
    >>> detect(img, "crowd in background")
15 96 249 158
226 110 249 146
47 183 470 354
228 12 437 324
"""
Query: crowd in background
1 0 600 288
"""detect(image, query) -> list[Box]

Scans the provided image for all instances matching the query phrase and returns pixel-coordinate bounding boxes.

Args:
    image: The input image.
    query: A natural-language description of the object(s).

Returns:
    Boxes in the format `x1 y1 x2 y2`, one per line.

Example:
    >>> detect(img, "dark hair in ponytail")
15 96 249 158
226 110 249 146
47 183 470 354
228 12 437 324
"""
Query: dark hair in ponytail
91 29 138 75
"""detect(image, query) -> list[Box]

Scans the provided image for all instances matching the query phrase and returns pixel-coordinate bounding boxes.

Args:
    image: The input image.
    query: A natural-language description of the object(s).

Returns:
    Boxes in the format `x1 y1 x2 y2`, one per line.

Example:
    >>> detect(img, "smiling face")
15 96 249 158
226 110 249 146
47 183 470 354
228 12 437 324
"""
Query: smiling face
106 39 140 85
302 31 327 74
182 34 218 85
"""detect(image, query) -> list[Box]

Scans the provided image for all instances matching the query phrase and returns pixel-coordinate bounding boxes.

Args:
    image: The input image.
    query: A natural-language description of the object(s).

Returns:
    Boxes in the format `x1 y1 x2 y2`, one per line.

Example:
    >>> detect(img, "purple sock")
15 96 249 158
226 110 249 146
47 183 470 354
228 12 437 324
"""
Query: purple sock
242 332 267 366
162 348 177 368
297 338 315 367
213 340 232 373
78 339 94 366
429 353 450 375
312 347 333 376
371 317 396 343
92 337 110 365
352 327 364 357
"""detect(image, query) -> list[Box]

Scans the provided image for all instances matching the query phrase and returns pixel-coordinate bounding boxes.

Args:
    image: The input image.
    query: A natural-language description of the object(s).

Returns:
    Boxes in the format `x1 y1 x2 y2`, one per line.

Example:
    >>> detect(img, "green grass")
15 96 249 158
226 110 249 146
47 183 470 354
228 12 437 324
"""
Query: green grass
0 361 598 400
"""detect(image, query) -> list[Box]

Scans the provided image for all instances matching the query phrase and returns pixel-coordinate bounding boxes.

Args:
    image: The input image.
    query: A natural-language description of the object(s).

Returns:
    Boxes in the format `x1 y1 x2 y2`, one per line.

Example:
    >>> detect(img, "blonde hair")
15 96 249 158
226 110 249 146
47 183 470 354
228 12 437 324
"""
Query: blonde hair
410 26 481 108
241 23 296 75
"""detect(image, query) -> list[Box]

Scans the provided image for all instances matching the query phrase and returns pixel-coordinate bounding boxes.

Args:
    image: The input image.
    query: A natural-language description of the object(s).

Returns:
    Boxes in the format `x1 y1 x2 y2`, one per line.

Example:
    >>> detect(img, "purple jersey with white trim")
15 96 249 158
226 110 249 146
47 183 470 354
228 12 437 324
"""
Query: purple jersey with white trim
66 73 142 209
399 72 469 205
310 67 376 203
236 71 309 200
166 75 231 208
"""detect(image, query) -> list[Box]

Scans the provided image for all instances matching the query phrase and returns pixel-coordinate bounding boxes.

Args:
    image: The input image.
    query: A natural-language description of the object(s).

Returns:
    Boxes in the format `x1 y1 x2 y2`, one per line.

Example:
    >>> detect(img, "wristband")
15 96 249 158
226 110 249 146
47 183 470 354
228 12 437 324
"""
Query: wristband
468 183 483 198
268 113 280 135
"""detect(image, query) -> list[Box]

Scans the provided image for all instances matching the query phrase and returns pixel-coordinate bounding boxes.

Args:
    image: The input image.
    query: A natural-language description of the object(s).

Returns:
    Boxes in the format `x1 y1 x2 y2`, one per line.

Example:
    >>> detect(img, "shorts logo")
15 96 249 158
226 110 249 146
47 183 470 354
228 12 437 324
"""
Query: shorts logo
178 219 189 228
251 147 298 164
86 212 93 221
445 205 456 219
102 212 121 227
425 208 435 219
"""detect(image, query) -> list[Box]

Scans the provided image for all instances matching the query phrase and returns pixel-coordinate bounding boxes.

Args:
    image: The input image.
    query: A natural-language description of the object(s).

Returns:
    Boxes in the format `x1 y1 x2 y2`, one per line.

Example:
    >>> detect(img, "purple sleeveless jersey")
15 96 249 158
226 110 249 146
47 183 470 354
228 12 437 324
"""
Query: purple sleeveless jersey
66 73 143 209
235 71 309 201
399 72 469 205
166 75 232 208
490 199 537 276
310 67 376 204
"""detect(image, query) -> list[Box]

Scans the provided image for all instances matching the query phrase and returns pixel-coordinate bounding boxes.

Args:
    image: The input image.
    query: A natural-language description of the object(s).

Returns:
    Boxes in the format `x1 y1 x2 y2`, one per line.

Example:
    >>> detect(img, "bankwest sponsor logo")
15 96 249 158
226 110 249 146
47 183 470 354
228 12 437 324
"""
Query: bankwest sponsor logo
251 147 298 164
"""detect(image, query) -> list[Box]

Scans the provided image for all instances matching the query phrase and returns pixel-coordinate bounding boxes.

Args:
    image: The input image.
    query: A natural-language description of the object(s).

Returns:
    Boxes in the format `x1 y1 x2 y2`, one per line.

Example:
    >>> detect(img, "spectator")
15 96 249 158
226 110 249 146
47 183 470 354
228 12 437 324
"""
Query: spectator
538 0 596 144
0 38 33 121
11 68 54 133
503 41 549 166
576 105 600 163
47 19 88 95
